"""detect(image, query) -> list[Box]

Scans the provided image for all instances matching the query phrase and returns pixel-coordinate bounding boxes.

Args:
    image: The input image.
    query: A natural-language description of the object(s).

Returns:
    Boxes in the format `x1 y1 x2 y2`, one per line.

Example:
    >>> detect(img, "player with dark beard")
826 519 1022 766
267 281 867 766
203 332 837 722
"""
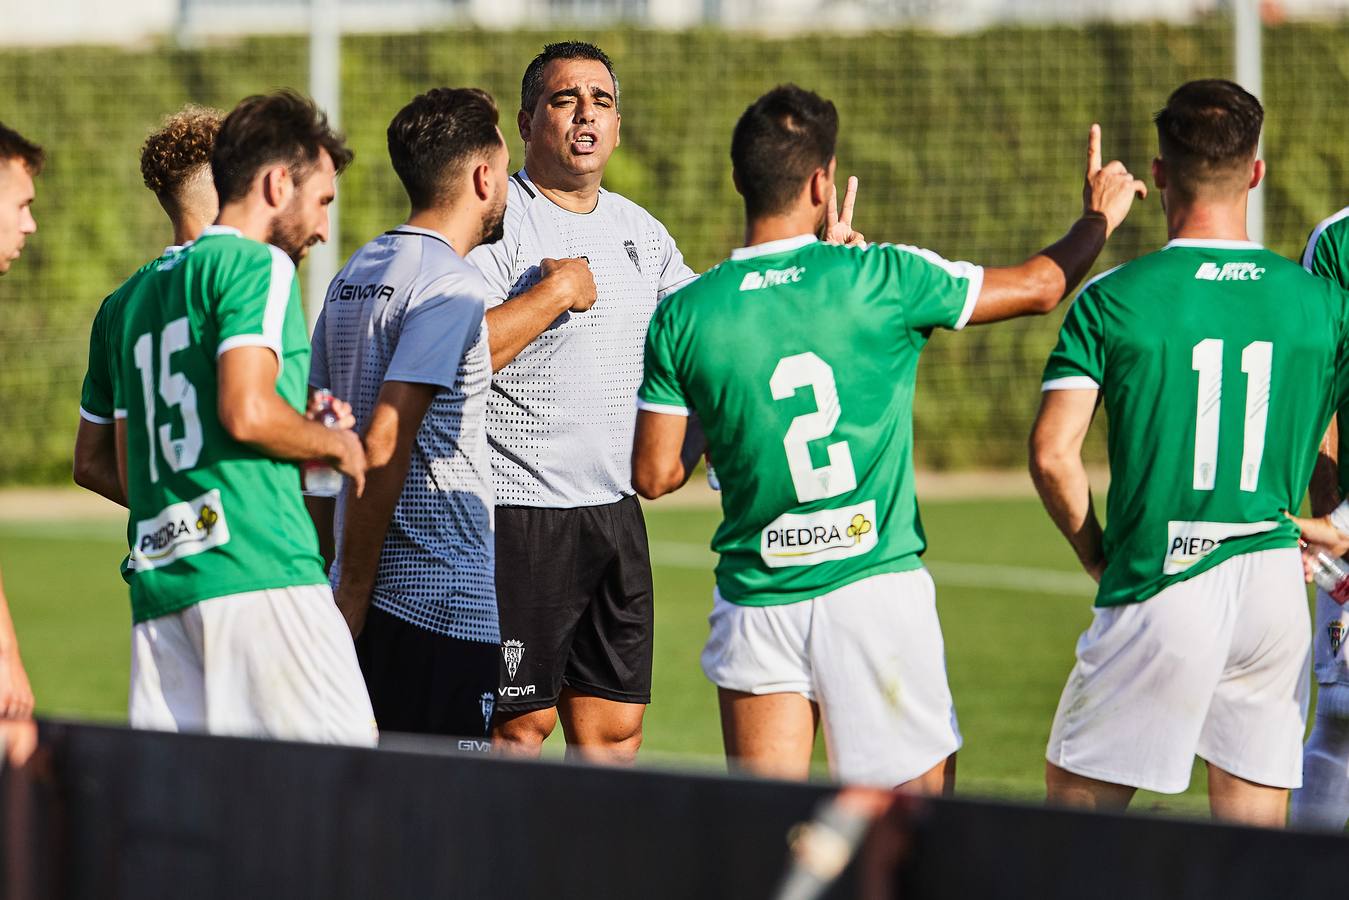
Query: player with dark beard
313 88 591 740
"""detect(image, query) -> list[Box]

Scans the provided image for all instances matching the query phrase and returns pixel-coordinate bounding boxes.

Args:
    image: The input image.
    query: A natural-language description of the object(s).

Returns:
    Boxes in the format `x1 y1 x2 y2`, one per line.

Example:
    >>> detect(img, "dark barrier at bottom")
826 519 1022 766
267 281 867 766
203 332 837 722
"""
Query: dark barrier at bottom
5 720 1349 899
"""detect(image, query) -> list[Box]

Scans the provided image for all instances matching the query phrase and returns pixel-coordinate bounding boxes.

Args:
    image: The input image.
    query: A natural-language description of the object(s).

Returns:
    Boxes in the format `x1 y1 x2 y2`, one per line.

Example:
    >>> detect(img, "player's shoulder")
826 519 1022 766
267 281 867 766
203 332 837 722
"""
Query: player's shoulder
188 227 288 276
1304 205 1349 263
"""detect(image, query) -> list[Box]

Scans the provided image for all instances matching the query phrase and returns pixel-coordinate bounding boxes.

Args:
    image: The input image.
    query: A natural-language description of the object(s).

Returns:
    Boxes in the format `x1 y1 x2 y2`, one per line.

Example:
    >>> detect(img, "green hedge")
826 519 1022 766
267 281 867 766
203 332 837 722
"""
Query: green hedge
2 23 1346 482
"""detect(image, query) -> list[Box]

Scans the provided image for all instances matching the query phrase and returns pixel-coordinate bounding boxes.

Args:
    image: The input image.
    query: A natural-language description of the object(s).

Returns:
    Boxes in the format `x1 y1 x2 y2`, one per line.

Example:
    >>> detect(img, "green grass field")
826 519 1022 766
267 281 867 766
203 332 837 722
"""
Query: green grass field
0 497 1228 817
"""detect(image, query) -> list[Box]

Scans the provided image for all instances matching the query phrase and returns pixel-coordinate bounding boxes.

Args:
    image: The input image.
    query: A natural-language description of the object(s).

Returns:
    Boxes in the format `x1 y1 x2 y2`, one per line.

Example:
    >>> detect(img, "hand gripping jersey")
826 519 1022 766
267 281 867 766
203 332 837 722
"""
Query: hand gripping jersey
109 226 327 623
1043 239 1349 608
466 170 696 508
310 226 499 645
638 234 982 605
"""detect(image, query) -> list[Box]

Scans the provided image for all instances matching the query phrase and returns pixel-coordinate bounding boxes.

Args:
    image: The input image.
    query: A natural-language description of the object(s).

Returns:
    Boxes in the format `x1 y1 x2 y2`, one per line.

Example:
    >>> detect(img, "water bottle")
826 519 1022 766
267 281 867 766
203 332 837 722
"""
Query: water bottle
302 389 344 497
705 454 721 492
1302 539 1349 605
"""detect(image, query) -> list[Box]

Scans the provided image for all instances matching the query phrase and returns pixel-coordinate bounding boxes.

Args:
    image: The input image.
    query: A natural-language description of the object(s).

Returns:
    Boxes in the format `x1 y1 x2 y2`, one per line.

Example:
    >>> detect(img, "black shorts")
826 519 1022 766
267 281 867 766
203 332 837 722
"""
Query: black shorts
355 606 499 740
494 494 654 714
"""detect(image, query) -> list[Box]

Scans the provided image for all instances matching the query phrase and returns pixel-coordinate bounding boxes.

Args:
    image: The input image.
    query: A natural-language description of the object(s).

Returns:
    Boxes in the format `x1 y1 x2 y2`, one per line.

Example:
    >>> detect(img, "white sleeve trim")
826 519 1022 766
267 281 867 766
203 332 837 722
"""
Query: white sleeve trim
79 407 114 425
217 334 282 360
1041 376 1100 392
889 244 984 331
636 398 691 417
952 264 985 330
113 408 128 419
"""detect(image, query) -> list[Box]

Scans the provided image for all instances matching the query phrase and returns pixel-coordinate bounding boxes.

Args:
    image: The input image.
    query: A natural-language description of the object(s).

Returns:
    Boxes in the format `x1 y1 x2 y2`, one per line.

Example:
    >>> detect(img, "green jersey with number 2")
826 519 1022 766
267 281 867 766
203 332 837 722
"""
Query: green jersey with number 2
1043 239 1349 608
639 234 982 606
1302 207 1349 498
109 226 326 624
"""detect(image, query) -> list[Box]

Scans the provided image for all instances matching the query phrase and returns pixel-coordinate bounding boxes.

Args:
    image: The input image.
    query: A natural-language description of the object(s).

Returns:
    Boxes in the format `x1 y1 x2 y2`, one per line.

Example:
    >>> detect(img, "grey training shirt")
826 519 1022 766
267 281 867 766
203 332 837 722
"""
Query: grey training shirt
311 225 499 644
466 169 696 508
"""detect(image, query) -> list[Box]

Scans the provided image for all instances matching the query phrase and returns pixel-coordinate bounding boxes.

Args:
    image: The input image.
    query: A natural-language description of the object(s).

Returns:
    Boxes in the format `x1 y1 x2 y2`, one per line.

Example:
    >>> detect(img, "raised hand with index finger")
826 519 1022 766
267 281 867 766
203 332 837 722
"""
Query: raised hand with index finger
1082 123 1148 237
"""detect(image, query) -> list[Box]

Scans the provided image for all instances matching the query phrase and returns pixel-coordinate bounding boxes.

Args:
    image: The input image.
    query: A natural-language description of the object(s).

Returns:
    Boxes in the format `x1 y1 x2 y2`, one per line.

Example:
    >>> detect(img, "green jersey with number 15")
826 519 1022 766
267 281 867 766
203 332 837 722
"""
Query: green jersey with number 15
639 234 982 606
109 225 326 624
1043 239 1349 608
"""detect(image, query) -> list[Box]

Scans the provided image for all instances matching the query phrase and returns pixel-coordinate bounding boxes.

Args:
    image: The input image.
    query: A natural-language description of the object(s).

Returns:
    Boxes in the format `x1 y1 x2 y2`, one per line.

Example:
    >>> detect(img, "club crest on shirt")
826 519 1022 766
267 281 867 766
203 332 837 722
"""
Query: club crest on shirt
1330 621 1346 657
623 240 641 271
502 639 525 680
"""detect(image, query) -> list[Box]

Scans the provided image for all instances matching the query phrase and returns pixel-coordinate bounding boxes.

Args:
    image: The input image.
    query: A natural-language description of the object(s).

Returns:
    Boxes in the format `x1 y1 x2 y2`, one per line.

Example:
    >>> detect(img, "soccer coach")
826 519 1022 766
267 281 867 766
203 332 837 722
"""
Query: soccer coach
468 41 697 763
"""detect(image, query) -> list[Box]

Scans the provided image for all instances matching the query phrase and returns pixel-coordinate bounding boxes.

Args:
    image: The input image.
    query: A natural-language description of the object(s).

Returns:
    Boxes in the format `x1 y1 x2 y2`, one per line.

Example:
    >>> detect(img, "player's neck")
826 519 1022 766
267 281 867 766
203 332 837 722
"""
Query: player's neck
170 212 209 248
404 209 479 257
522 157 601 213
1165 196 1253 244
213 204 273 246
743 213 818 249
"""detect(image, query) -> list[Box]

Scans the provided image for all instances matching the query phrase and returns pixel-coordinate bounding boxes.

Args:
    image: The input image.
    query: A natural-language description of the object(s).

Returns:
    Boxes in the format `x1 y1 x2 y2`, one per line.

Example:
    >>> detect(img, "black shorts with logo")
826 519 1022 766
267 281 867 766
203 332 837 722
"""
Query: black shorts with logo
355 606 499 741
494 494 655 714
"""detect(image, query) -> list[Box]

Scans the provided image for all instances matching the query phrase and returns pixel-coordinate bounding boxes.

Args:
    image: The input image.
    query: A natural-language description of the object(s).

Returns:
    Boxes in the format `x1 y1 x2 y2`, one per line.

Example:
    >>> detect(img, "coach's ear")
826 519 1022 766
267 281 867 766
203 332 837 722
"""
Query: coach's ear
517 108 532 144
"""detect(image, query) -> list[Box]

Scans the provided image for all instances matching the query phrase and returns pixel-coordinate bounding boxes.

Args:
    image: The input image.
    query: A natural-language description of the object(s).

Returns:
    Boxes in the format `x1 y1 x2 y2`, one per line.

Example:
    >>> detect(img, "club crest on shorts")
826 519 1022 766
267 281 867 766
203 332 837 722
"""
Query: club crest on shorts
502 639 525 680
623 239 641 271
1330 621 1347 657
480 691 495 733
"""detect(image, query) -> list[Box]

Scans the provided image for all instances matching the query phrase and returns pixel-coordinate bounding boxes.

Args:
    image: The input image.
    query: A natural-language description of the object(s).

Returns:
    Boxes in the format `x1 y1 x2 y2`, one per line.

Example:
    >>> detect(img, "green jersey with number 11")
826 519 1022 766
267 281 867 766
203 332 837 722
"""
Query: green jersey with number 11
639 234 982 606
1043 239 1349 608
109 226 326 624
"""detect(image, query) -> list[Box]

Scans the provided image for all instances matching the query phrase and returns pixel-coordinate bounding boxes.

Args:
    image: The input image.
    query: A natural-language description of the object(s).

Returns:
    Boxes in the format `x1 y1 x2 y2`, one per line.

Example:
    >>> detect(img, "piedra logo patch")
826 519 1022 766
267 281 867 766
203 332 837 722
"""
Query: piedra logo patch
760 501 879 569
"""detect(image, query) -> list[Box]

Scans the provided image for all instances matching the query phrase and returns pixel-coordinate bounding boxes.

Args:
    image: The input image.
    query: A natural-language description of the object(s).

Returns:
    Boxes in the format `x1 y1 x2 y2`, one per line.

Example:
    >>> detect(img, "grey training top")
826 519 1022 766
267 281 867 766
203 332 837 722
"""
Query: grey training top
466 169 696 508
311 225 499 644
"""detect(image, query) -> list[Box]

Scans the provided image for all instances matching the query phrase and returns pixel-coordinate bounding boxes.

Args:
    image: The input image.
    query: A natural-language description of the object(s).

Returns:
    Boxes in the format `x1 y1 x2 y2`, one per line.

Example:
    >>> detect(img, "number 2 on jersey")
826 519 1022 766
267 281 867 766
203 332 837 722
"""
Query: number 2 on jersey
770 352 857 502
132 317 203 483
1191 338 1271 493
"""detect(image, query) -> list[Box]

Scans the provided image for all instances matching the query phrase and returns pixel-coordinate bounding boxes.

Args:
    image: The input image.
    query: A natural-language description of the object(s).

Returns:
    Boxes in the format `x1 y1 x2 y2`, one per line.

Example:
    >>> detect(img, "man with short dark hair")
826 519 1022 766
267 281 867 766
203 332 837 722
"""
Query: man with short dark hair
76 105 224 508
634 84 1144 792
108 90 375 743
0 121 43 725
1031 80 1349 826
467 41 691 763
313 87 593 742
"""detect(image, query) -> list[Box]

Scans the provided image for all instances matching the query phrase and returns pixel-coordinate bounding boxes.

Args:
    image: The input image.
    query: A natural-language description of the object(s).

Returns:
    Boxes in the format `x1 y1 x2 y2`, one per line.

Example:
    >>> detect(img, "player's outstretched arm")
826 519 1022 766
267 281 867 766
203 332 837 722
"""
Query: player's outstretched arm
632 410 691 500
333 380 437 638
969 125 1147 325
72 419 126 506
1030 387 1106 582
485 257 597 371
217 346 367 495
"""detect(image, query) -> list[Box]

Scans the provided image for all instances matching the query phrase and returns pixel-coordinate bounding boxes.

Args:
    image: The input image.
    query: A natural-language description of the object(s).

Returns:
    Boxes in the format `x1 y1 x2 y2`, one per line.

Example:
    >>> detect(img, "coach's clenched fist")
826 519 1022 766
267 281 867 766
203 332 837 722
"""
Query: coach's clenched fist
540 256 597 312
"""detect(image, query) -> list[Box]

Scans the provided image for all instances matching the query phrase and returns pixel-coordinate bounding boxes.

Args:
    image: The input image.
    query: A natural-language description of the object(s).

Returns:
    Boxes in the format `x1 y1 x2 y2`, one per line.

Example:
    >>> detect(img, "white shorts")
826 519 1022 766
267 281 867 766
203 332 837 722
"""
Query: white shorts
701 568 961 787
1312 587 1349 686
1047 548 1309 794
129 584 378 746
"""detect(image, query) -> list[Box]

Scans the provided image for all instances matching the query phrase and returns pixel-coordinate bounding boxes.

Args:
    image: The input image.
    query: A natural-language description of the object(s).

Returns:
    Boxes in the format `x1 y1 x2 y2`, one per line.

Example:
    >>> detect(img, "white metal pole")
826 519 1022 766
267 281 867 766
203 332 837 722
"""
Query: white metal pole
307 0 340 332
1234 0 1264 244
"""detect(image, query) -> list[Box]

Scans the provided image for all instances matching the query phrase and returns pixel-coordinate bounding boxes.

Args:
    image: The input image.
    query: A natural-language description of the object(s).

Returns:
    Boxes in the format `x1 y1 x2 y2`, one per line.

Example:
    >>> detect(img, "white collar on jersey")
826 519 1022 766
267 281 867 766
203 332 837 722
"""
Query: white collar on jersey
730 234 818 261
1162 237 1264 250
199 225 242 238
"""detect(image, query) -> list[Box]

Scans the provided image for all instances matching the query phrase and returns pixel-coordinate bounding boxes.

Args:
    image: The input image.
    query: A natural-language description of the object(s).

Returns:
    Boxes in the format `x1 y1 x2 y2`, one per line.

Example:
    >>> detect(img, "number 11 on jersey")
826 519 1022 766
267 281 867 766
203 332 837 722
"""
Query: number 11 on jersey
1191 338 1271 493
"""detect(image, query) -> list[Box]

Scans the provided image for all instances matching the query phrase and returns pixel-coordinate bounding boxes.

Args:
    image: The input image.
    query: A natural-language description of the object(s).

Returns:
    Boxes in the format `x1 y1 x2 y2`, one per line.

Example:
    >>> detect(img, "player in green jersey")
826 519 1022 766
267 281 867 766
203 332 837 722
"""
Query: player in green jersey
1284 206 1349 829
633 85 1144 791
75 106 223 511
0 123 43 746
108 91 375 744
1032 80 1349 827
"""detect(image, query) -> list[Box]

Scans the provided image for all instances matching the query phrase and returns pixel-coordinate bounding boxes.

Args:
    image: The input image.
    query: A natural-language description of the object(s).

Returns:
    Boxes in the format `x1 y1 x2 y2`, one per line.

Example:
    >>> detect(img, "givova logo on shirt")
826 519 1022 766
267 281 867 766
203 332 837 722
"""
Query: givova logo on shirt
1194 262 1265 281
740 266 806 291
760 500 878 569
131 488 231 570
